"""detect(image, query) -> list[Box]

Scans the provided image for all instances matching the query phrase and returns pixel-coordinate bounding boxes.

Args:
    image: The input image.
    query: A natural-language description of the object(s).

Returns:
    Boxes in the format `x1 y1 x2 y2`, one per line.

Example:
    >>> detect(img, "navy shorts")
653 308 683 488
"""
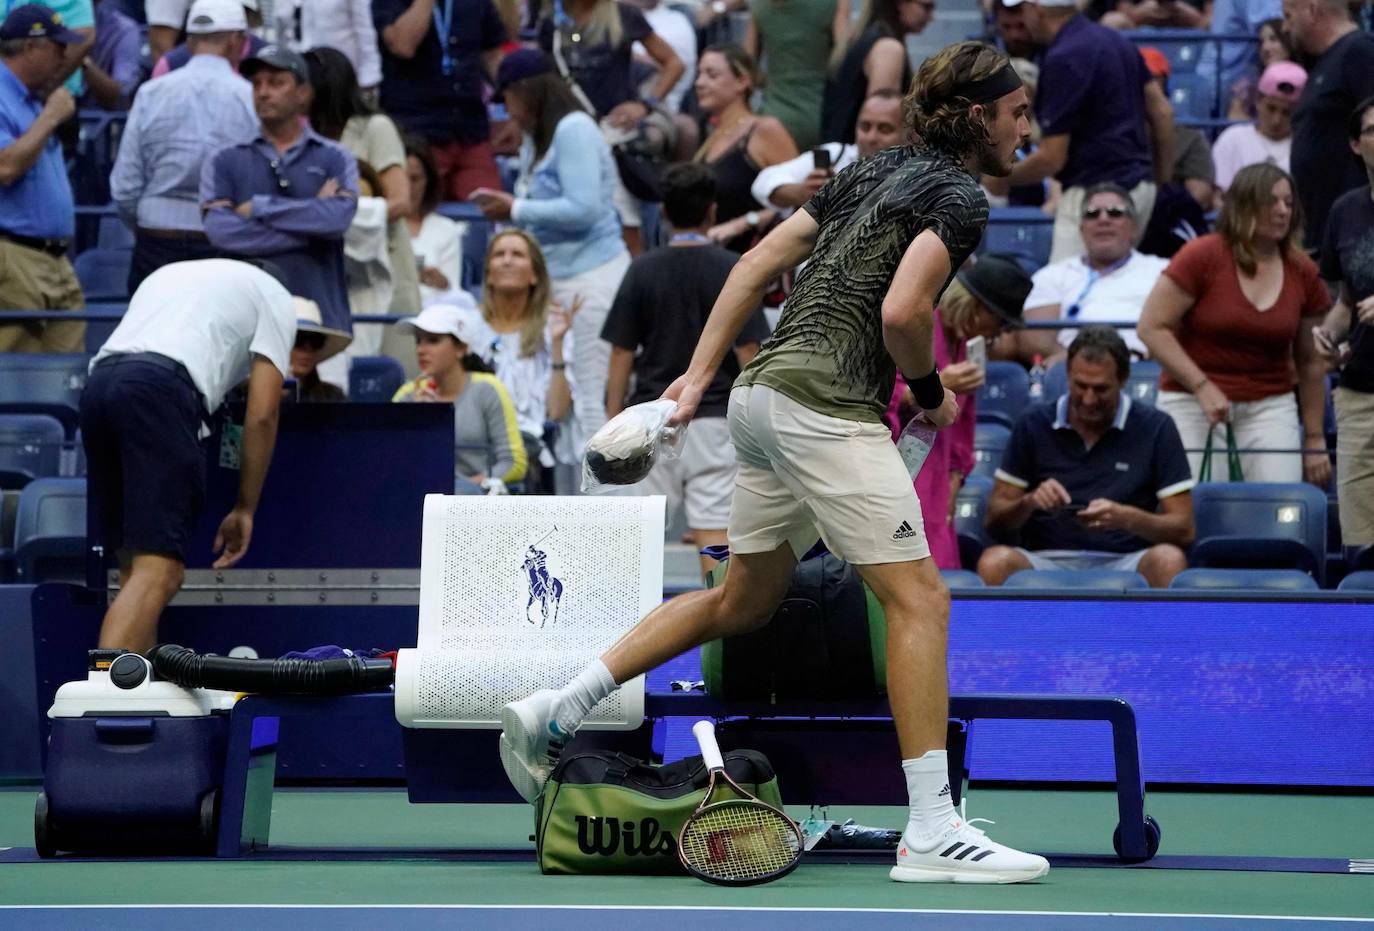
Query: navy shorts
79 354 207 562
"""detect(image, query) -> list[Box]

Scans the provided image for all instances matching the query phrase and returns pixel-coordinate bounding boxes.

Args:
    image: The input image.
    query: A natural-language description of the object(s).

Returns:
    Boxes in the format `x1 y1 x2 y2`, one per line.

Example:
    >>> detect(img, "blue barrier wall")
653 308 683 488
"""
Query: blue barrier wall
0 584 39 779
25 587 1374 787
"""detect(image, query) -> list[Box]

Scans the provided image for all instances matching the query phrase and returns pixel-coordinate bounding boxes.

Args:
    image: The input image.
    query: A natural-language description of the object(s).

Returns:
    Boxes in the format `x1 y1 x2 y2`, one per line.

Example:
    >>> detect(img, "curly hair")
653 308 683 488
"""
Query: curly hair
906 41 1010 157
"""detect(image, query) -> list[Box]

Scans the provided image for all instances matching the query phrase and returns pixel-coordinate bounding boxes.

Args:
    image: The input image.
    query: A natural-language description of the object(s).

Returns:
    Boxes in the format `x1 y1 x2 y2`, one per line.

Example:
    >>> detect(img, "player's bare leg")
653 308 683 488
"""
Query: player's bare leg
860 557 1048 883
498 544 796 803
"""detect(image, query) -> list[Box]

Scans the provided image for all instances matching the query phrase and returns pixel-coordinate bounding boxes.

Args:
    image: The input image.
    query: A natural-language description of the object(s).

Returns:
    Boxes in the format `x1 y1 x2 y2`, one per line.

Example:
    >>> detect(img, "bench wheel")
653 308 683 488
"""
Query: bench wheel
198 789 219 854
1113 815 1161 863
34 792 56 859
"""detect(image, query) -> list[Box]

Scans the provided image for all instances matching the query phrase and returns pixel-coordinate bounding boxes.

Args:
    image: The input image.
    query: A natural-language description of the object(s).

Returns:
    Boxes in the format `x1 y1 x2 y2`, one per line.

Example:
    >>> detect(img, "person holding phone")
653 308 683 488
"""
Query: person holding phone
752 88 906 211
977 326 1195 588
885 254 1030 569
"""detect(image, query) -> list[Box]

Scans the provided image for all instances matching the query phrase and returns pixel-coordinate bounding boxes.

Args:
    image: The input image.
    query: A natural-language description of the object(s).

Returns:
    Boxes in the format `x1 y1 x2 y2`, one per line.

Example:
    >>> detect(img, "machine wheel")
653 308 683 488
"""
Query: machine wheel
198 788 220 853
1113 815 1161 863
34 792 56 859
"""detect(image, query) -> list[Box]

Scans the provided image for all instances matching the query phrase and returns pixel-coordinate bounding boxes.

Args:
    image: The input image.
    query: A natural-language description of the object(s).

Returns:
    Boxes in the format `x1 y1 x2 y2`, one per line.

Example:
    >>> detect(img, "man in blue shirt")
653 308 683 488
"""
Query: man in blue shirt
978 326 1195 588
992 0 1175 264
111 0 257 293
201 44 358 343
0 3 84 353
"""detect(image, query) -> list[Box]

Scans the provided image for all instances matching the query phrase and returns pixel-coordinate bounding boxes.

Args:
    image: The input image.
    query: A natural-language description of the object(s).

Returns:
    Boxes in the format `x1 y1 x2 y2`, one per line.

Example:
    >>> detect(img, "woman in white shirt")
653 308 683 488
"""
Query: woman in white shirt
404 135 467 307
478 229 578 485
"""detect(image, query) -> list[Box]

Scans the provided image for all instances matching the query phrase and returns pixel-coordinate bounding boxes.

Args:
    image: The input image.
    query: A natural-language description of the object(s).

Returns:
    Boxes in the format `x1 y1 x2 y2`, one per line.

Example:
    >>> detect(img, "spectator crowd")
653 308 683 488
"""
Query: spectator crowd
1 0 1373 585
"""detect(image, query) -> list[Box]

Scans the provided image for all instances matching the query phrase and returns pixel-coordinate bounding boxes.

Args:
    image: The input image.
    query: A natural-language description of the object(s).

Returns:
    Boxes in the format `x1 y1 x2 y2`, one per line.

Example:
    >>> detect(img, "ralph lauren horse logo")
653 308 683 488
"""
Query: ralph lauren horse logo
522 528 564 628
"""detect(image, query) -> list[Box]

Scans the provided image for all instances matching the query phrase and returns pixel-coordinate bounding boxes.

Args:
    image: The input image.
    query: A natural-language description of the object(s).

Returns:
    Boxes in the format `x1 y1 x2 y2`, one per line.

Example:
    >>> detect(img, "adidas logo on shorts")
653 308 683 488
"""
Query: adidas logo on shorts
892 520 919 541
938 784 951 798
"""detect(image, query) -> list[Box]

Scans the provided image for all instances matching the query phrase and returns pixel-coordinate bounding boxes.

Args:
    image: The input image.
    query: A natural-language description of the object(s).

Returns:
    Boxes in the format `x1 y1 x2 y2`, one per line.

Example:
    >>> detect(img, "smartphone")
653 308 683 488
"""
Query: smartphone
1058 503 1087 515
812 147 832 171
966 335 987 374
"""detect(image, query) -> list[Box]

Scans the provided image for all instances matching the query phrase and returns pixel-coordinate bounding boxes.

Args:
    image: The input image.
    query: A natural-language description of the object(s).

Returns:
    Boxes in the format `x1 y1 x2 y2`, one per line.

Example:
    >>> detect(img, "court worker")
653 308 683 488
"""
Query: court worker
79 259 297 654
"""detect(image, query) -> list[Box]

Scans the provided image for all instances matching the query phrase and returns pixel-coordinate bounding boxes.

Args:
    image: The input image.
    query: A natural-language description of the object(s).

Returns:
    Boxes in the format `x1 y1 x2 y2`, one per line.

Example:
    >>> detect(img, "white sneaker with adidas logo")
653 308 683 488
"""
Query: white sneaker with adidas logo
890 814 1050 884
498 689 571 804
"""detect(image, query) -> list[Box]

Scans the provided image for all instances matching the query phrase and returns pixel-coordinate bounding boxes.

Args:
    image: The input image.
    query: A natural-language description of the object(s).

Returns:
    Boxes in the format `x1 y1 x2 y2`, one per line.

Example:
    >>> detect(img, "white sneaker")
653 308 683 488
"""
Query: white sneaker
498 689 572 804
890 813 1049 884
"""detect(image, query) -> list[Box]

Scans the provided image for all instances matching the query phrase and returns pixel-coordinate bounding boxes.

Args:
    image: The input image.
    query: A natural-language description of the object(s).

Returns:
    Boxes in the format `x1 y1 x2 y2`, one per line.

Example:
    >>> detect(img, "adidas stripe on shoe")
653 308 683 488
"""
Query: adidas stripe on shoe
890 815 1049 884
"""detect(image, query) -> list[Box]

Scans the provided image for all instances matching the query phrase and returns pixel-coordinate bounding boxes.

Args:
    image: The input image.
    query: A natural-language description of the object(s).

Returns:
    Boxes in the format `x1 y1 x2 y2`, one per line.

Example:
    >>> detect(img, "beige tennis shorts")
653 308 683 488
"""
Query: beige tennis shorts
725 383 930 565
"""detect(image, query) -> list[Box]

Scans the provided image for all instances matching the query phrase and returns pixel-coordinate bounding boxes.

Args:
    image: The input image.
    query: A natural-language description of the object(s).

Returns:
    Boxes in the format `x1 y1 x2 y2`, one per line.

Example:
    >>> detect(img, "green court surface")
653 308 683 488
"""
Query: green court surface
2 786 1371 921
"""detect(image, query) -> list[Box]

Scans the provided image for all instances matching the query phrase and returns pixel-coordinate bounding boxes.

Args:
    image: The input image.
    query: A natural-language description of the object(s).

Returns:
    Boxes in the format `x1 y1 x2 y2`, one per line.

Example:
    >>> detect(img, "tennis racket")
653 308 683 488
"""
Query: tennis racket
677 720 803 885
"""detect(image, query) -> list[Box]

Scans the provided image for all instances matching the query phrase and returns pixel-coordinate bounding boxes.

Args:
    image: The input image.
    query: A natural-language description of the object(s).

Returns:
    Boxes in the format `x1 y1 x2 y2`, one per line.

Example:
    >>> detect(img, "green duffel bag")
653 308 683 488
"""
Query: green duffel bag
535 748 783 874
701 552 888 699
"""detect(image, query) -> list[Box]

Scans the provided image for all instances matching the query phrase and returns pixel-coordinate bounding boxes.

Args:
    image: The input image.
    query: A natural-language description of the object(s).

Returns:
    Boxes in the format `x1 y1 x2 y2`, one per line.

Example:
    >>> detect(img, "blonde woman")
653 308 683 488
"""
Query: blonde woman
692 44 798 253
478 229 580 473
1138 163 1332 485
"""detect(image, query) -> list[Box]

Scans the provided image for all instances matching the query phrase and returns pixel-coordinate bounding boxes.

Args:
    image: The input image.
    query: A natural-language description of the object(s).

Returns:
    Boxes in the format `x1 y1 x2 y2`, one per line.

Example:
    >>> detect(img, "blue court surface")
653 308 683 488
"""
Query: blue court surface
6 905 1374 931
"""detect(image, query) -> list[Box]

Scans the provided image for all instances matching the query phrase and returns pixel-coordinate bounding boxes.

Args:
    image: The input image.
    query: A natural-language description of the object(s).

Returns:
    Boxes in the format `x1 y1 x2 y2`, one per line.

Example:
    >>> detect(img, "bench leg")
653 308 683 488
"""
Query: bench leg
216 713 279 858
1108 702 1156 862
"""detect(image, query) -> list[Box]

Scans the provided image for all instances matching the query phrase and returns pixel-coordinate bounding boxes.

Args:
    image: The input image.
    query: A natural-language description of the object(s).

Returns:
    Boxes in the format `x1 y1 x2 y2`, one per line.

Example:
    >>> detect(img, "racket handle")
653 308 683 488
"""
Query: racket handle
692 719 725 772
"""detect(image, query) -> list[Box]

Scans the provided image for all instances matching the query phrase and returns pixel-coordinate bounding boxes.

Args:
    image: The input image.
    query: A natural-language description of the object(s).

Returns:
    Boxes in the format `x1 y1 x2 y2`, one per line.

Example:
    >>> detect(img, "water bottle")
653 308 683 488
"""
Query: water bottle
897 415 938 480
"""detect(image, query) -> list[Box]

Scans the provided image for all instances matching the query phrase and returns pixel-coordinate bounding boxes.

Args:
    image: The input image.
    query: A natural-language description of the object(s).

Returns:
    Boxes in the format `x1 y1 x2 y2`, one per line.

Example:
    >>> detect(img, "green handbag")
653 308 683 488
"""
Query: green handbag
1199 422 1244 482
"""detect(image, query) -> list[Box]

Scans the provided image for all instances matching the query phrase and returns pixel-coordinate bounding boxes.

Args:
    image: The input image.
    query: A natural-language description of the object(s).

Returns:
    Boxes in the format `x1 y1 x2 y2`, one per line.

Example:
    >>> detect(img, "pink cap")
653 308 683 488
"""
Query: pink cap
1257 62 1307 103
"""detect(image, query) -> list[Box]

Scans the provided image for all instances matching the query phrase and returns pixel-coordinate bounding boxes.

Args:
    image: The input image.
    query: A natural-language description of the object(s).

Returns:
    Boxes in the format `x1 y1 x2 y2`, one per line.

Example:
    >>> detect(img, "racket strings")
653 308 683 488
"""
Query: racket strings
679 801 800 882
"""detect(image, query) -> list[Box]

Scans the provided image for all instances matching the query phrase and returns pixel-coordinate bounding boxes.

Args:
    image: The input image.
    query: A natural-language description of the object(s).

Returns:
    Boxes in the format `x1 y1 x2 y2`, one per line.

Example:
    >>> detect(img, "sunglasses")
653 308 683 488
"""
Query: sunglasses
1082 205 1131 220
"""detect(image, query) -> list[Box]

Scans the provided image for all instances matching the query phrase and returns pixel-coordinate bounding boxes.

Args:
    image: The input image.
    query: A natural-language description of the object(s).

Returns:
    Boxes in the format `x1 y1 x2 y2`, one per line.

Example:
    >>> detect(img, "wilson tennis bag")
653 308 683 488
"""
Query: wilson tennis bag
535 749 783 874
701 552 888 699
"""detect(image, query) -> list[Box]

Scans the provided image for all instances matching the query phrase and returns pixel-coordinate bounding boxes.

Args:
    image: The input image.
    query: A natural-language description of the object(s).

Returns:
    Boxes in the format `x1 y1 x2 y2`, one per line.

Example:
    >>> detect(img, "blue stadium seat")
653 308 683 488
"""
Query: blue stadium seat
436 201 493 292
1042 359 1067 402
83 301 128 355
971 422 1011 480
1190 482 1328 584
1168 73 1218 121
14 476 86 584
1126 29 1209 73
954 475 994 569
980 206 1054 272
1337 571 1374 592
97 215 135 250
0 353 91 436
1168 568 1319 592
1347 545 1374 573
941 569 984 588
73 248 132 302
976 361 1030 429
1003 569 1149 592
348 356 406 402
1126 360 1161 406
0 414 65 489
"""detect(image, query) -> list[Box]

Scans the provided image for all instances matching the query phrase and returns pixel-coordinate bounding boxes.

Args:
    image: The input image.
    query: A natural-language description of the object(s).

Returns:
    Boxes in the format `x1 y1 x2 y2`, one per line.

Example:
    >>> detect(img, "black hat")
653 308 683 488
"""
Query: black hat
495 48 554 97
957 253 1032 329
0 4 84 44
241 43 309 83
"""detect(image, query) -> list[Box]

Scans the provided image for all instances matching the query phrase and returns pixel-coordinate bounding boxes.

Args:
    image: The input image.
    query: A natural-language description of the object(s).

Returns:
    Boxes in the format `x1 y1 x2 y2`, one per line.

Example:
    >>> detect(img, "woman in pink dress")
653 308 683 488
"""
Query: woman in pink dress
886 255 1032 569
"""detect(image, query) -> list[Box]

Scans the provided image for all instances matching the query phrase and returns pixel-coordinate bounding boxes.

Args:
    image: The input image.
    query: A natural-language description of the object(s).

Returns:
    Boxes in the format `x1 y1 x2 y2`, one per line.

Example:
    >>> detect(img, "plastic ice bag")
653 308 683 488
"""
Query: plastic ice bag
580 399 687 494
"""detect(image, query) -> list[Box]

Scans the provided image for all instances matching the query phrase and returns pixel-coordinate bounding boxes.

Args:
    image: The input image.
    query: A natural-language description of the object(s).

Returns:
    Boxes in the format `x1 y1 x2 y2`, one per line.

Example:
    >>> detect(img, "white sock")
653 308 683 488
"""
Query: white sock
554 659 618 734
902 750 957 848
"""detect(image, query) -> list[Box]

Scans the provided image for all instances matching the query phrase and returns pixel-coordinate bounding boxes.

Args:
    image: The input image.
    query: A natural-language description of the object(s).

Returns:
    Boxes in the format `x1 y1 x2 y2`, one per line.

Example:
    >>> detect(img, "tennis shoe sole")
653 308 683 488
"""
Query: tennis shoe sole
498 690 561 804
889 861 1049 884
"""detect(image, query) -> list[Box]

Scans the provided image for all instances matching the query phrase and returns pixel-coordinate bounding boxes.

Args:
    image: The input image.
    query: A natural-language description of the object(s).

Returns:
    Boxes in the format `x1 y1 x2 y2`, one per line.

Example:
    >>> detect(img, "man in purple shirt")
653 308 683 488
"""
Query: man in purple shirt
200 44 358 340
80 0 141 110
989 0 1175 263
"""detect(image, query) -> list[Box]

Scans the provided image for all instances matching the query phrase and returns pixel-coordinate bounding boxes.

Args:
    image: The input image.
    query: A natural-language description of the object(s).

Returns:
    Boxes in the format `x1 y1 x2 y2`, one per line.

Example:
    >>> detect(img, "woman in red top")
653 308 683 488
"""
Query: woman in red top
1138 163 1331 485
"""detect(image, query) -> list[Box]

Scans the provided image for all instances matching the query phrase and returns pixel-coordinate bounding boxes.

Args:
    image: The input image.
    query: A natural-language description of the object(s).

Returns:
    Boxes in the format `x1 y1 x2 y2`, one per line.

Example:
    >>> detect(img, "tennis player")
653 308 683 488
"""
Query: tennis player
502 40 1049 884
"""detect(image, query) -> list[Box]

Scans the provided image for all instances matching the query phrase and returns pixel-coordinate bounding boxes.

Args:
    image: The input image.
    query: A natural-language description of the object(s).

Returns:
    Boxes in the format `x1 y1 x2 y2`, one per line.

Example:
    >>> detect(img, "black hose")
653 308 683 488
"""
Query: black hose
146 644 395 695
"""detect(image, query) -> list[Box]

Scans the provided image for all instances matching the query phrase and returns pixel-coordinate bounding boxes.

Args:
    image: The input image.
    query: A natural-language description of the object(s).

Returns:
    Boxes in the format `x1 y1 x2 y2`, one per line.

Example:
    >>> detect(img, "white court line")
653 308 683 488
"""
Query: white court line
2 905 1372 922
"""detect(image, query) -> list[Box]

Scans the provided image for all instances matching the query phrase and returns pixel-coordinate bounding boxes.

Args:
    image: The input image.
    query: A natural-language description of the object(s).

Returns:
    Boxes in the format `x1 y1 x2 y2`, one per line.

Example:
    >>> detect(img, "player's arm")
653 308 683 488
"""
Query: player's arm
662 209 819 424
881 229 959 425
213 356 283 569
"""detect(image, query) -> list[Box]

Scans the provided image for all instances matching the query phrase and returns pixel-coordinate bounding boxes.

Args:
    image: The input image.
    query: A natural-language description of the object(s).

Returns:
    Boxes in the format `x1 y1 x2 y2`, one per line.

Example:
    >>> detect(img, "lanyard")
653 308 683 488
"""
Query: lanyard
1065 253 1131 319
432 0 456 76
670 233 709 244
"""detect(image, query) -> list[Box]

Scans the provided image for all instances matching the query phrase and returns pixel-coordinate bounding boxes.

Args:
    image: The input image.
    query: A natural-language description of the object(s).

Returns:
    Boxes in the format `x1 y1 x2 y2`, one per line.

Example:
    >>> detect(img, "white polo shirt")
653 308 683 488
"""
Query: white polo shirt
93 258 296 412
750 143 860 209
1023 250 1168 357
